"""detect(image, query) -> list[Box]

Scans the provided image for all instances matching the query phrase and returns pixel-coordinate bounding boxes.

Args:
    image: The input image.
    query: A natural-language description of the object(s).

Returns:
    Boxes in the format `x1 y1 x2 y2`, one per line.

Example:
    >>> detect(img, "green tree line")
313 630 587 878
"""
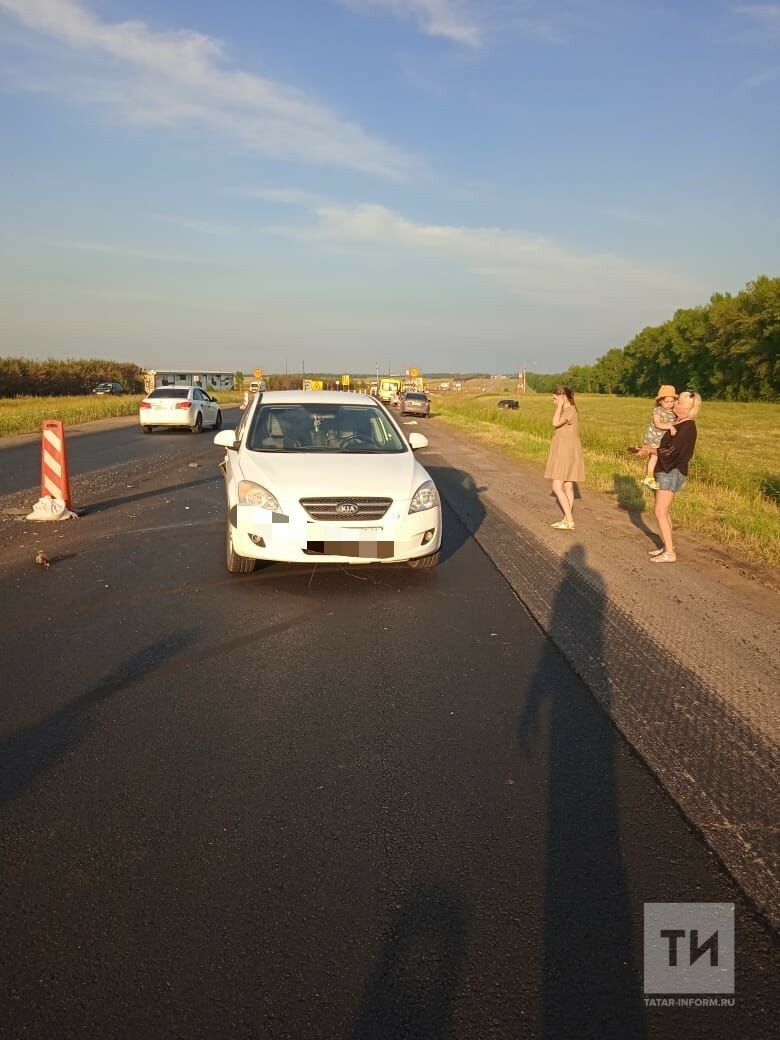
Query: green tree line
0 357 146 397
528 275 779 401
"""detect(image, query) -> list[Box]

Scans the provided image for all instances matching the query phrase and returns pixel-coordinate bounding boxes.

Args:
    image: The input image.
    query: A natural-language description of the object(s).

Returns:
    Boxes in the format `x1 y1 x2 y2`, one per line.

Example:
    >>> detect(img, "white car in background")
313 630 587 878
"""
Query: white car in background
139 386 223 434
214 391 442 573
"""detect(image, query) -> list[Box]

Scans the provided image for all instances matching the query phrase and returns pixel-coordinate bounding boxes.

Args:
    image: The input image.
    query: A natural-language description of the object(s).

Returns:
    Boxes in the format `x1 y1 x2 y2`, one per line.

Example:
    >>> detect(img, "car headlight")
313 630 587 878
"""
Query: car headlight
238 480 280 511
409 480 439 514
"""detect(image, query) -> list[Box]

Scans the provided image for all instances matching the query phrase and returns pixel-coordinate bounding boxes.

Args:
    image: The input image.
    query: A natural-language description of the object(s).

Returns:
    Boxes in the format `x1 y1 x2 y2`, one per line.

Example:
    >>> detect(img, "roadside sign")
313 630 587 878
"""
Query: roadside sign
303 379 323 391
342 374 350 387
254 368 263 379
410 367 419 378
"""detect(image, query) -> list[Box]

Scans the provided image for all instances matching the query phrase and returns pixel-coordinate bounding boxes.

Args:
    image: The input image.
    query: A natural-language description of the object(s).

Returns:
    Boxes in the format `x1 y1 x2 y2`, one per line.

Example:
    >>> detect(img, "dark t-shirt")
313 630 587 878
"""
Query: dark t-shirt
657 420 697 475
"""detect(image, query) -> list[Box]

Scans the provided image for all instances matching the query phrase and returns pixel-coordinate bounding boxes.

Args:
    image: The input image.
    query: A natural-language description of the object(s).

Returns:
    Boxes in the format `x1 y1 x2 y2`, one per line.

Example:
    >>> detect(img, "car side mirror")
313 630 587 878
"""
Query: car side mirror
211 395 218 402
408 432 428 450
214 429 238 450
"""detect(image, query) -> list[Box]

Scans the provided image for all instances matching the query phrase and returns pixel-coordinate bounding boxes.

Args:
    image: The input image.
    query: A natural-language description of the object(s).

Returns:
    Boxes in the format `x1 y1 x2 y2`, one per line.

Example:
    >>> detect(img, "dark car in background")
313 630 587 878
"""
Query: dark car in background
497 399 519 410
92 382 125 395
401 391 431 418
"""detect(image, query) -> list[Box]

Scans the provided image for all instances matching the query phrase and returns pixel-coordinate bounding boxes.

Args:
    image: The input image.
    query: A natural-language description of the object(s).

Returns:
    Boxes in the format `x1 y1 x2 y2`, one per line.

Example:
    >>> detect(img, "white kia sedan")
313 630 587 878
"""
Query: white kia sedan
214 391 442 573
139 386 223 434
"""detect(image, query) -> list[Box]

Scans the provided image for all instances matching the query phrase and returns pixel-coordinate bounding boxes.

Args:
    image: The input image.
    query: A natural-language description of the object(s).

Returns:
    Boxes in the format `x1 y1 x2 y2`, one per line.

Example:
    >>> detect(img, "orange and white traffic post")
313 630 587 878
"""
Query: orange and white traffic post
40 419 72 509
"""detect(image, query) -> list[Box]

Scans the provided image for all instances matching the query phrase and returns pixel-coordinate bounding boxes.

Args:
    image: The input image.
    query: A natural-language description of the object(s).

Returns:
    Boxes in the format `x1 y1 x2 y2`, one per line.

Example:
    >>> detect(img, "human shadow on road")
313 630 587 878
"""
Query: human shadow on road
425 465 486 565
0 631 194 812
517 545 646 1040
351 882 469 1040
613 473 658 545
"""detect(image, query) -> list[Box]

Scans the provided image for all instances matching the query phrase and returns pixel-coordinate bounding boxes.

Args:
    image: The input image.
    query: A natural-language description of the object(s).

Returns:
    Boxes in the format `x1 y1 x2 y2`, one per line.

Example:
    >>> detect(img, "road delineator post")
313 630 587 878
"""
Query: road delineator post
40 419 72 510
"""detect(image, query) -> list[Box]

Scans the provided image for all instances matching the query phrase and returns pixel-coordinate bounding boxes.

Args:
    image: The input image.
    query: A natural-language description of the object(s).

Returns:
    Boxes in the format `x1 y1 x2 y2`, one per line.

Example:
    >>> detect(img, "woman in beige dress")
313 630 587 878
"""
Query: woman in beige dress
544 386 585 530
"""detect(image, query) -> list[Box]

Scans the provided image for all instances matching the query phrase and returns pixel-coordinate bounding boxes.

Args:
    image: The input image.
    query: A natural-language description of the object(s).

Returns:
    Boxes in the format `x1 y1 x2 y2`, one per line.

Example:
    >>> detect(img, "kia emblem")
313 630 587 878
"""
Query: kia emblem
337 502 359 515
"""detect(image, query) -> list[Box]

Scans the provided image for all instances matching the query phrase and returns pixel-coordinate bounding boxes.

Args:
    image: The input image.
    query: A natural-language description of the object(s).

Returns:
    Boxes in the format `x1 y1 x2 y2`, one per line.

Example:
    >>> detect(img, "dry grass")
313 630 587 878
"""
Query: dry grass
0 395 144 437
432 391 780 566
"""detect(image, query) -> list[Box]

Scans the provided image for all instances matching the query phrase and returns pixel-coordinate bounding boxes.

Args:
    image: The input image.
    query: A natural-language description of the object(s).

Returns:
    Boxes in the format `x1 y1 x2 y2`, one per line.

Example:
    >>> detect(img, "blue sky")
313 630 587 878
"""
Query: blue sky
0 1 778 375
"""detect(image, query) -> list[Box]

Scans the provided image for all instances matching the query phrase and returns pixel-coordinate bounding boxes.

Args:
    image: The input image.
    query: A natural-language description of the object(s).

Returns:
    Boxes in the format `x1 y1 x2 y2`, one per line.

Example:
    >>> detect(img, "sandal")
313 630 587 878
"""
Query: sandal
647 547 672 557
649 551 677 563
551 520 575 530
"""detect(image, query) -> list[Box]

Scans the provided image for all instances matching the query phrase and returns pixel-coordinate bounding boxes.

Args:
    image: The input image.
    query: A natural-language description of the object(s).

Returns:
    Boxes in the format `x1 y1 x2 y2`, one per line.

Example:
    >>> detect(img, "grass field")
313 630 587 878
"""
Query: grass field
0 391 245 438
432 391 780 566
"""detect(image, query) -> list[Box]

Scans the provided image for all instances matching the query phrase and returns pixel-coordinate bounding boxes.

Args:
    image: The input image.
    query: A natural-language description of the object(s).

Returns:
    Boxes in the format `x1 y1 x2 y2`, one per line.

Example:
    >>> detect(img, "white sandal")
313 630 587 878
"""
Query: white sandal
649 551 677 563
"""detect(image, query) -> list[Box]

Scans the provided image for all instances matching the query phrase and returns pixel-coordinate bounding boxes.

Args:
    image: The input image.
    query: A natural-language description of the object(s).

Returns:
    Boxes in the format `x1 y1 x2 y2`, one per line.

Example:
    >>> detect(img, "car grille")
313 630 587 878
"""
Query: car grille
300 497 392 521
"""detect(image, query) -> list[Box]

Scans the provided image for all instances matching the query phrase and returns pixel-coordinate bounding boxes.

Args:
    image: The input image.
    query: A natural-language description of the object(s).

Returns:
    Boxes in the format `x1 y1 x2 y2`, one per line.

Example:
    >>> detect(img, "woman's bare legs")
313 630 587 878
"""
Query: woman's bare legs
654 489 675 555
551 479 574 523
564 481 574 512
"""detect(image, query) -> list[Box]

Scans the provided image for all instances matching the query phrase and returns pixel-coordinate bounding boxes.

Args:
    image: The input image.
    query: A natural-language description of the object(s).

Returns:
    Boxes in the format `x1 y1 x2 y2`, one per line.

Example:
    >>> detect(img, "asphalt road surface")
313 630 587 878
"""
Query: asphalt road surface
0 420 777 1039
0 408 241 499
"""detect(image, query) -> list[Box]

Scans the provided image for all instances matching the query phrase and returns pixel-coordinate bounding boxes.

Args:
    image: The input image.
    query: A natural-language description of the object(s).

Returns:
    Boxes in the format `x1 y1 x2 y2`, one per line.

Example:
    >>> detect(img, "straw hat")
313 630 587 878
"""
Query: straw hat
656 384 677 400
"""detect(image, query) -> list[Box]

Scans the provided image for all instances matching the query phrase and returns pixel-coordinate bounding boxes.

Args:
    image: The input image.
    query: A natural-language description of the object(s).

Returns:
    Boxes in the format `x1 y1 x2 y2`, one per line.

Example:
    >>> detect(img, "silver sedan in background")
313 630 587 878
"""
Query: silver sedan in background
401 392 431 418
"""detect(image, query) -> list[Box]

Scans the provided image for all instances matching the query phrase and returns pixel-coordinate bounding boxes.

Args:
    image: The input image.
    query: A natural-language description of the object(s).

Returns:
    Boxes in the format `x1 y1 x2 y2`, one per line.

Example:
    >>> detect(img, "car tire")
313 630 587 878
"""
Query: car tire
142 425 152 434
407 549 440 570
191 412 203 434
214 410 223 430
226 517 256 574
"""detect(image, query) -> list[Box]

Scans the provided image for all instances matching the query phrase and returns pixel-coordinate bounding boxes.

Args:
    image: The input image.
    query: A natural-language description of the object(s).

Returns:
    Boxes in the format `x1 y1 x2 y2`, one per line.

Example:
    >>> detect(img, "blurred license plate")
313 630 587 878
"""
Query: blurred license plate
306 541 394 558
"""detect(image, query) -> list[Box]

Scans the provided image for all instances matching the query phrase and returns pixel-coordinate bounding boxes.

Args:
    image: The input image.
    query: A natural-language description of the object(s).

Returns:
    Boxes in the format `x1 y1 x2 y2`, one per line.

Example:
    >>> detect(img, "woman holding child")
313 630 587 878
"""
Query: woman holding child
639 388 701 564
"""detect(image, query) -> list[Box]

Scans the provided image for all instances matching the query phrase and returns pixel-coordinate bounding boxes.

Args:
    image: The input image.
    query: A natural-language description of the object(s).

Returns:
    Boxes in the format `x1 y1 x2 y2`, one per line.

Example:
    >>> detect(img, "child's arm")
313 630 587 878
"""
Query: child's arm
653 411 677 435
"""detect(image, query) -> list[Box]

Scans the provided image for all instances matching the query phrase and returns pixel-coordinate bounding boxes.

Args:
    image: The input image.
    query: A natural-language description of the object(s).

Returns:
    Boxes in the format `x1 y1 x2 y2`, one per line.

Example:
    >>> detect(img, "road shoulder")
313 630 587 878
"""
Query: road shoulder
421 417 780 927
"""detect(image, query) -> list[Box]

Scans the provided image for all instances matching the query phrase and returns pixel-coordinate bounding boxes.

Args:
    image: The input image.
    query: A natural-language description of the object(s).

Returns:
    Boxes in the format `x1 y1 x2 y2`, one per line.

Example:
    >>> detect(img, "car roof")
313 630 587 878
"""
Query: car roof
257 391 377 405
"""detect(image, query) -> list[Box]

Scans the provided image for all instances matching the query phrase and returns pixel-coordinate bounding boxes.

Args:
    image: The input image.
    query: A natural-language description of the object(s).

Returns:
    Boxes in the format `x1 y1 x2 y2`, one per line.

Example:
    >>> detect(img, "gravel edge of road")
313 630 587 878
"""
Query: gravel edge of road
424 438 780 932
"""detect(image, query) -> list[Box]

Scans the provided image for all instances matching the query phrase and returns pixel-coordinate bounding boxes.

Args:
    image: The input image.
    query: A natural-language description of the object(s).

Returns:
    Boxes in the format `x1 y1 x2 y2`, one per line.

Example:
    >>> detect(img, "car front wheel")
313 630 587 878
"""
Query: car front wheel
226 516 256 574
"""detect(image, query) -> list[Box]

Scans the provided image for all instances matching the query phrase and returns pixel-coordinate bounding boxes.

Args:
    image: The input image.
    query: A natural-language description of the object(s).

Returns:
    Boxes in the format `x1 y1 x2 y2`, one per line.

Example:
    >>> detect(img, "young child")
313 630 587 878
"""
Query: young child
641 385 678 489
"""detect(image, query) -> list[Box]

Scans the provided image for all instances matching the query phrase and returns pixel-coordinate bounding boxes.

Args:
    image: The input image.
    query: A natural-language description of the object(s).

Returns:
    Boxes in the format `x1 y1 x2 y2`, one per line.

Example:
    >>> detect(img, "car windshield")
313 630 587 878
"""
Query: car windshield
247 403 407 453
148 388 190 399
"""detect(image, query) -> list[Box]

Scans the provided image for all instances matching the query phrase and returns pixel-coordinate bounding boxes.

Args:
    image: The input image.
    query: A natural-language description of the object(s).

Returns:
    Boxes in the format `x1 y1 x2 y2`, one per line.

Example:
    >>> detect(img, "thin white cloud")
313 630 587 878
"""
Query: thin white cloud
150 215 240 238
242 187 328 207
47 239 215 264
338 0 482 46
0 0 417 178
743 65 780 87
270 202 704 309
734 3 780 32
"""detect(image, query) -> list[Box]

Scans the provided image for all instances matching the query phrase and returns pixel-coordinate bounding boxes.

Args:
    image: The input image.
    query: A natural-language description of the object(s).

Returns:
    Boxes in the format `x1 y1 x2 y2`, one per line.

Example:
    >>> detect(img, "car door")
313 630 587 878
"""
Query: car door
194 388 214 424
223 400 252 499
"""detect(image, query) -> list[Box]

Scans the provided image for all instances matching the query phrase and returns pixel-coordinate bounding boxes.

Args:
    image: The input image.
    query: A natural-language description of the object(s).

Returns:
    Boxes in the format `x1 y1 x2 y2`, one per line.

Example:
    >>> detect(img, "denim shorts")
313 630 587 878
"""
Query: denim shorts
656 468 686 493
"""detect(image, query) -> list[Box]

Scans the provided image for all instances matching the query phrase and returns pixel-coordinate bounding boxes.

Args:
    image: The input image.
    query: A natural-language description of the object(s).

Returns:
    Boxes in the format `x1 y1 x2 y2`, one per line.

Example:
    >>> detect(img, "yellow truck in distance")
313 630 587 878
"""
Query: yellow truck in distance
378 377 402 404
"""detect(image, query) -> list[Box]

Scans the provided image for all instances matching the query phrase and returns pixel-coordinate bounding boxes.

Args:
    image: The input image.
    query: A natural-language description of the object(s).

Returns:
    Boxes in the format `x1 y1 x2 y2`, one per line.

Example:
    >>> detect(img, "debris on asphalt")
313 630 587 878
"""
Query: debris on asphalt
34 550 51 568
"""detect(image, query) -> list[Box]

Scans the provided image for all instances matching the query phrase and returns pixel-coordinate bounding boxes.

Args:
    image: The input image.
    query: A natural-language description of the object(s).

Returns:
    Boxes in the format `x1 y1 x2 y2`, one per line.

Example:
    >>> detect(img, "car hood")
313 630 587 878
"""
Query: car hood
238 449 431 505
